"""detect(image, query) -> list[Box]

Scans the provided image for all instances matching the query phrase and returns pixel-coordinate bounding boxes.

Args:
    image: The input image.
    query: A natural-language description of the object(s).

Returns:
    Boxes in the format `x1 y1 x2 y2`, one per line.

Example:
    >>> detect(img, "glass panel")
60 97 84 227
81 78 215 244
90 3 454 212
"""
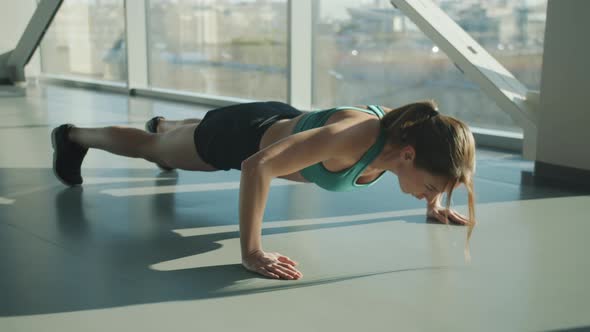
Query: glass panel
442 0 546 90
313 0 547 133
147 0 288 101
40 0 127 83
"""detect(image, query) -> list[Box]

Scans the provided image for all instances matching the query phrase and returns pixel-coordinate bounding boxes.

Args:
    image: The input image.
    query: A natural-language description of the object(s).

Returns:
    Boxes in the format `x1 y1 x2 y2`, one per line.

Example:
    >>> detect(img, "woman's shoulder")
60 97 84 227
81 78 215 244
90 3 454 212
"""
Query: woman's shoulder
331 116 384 166
327 105 393 121
352 104 394 114
327 111 384 151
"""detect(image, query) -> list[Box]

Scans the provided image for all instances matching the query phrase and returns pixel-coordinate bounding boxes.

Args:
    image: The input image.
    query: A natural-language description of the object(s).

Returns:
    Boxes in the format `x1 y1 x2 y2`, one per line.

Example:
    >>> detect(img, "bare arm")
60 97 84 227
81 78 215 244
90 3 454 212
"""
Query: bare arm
238 122 365 279
238 164 270 258
427 192 442 209
238 163 300 280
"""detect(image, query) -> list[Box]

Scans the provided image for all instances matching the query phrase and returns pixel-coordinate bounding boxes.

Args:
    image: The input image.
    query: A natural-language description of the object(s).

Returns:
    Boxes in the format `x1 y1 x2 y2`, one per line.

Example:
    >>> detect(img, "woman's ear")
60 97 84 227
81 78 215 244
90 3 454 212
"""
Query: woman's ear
401 146 415 161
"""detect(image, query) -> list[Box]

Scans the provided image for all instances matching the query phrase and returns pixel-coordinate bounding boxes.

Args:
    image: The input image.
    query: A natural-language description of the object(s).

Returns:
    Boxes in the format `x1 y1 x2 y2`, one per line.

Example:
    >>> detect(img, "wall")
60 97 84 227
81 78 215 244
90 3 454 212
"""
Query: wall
536 0 590 182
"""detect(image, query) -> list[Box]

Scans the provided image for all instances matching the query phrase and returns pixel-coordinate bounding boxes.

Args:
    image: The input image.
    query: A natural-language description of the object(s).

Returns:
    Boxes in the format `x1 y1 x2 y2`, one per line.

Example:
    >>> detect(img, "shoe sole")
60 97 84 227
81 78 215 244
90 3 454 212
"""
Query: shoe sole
51 127 80 187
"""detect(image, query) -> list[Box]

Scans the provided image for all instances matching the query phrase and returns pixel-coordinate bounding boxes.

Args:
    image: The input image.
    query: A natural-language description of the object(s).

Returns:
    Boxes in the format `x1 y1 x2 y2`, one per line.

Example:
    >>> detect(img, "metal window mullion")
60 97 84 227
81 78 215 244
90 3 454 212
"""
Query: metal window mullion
288 0 312 111
124 0 148 90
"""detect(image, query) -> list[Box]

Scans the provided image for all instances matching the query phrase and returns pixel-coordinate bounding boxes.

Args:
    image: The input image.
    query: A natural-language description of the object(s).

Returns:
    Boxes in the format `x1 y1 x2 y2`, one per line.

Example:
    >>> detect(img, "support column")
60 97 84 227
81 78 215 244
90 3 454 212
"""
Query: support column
288 0 313 111
125 0 149 91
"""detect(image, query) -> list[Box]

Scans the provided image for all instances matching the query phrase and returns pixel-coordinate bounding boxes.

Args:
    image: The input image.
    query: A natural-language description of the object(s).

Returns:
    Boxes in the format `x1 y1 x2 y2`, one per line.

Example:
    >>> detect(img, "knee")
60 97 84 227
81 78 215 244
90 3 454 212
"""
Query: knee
136 134 161 160
142 136 176 168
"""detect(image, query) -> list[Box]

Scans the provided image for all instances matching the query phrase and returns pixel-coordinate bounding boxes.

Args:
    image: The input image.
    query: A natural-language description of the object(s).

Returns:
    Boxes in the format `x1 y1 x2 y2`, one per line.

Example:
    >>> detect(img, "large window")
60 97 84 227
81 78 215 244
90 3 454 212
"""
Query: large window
40 0 127 83
36 0 547 136
312 0 547 133
147 0 288 101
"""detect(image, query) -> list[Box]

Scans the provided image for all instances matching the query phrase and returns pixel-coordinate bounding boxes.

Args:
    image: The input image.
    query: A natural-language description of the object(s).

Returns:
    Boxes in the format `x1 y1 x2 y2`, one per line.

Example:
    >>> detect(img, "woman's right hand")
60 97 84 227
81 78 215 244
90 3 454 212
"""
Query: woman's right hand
242 249 302 280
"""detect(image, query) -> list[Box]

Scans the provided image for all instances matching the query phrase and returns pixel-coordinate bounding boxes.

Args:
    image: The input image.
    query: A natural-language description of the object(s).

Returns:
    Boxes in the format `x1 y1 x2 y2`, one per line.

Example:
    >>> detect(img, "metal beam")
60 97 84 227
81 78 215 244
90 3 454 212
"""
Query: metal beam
0 0 62 96
389 0 538 158
389 0 538 126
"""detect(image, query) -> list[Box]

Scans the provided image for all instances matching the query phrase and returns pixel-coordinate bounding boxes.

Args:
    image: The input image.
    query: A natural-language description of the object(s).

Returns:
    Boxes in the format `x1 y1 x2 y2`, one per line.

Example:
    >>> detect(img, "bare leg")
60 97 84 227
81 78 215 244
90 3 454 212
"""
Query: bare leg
68 125 218 171
158 118 201 133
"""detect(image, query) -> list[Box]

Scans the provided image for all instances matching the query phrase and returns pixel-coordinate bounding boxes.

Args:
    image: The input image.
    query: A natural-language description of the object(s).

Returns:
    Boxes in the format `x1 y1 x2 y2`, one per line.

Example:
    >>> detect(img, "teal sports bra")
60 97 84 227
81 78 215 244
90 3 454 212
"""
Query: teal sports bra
292 105 387 192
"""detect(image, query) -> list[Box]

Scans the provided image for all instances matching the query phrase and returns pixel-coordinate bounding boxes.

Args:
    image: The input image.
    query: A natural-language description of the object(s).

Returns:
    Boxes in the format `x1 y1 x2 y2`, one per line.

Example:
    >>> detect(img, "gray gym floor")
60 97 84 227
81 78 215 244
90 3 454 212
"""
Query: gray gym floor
1 84 589 332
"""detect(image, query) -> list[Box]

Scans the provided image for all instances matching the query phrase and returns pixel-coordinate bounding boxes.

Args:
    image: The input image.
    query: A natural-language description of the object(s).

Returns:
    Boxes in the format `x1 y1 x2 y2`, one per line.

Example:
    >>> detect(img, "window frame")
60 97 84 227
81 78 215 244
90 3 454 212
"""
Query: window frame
36 0 540 154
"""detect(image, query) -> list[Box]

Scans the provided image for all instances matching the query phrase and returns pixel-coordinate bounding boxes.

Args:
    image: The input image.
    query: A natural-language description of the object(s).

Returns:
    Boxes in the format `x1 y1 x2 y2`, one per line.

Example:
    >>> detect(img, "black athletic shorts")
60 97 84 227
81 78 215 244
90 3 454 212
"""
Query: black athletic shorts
194 101 303 171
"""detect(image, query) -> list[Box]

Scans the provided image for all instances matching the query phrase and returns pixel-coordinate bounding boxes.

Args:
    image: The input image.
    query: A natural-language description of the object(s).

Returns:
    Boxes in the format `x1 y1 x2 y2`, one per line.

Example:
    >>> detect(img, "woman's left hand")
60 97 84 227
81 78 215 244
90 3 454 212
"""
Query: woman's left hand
427 205 469 225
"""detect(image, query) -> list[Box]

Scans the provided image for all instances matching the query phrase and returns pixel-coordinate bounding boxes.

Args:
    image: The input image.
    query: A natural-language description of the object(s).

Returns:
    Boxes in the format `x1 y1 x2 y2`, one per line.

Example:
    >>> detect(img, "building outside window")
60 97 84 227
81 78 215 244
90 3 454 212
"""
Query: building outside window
40 0 127 83
313 0 547 133
147 0 288 101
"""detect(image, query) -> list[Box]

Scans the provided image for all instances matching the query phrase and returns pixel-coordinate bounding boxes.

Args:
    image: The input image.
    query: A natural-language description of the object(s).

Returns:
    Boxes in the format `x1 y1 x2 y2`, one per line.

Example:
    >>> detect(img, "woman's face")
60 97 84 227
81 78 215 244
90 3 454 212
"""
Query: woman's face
397 166 447 201
388 145 450 202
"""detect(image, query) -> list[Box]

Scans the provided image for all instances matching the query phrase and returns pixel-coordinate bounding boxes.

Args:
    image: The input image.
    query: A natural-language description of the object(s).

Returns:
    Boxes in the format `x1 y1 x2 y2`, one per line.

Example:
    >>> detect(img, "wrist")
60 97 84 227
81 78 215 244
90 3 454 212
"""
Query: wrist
427 195 441 208
241 248 262 260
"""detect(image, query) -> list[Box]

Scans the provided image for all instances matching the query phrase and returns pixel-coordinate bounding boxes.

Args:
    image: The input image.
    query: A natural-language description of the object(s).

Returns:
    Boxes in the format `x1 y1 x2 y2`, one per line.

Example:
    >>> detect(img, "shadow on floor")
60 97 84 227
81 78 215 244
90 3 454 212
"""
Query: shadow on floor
0 166 588 316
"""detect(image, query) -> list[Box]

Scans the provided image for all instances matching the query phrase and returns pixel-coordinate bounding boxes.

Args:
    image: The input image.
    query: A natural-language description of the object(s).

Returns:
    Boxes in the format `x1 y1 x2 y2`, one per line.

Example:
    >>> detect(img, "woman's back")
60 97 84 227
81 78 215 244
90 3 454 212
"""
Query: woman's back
258 105 393 184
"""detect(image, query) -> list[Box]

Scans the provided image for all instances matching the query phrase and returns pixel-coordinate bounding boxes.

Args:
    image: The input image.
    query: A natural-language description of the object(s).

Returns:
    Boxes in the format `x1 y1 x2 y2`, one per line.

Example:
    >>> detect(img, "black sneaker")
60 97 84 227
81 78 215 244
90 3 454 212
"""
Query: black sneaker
144 116 174 172
51 124 88 186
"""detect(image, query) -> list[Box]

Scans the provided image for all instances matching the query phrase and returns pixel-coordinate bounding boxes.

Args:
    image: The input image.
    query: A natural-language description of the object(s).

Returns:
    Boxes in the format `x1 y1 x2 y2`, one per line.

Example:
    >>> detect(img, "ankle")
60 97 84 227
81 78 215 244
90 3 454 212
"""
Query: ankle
67 127 86 150
67 126 77 142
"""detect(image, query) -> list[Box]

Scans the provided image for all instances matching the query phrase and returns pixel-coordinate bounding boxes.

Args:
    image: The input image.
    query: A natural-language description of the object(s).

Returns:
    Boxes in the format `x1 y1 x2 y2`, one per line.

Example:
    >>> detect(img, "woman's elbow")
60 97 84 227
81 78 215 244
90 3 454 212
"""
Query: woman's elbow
241 156 269 175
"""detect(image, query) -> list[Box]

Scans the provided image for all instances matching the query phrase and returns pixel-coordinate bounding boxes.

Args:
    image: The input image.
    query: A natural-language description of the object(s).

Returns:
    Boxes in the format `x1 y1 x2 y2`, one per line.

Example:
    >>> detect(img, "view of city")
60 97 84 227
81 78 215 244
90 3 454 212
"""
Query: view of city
40 0 547 132
40 0 127 81
313 0 546 131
